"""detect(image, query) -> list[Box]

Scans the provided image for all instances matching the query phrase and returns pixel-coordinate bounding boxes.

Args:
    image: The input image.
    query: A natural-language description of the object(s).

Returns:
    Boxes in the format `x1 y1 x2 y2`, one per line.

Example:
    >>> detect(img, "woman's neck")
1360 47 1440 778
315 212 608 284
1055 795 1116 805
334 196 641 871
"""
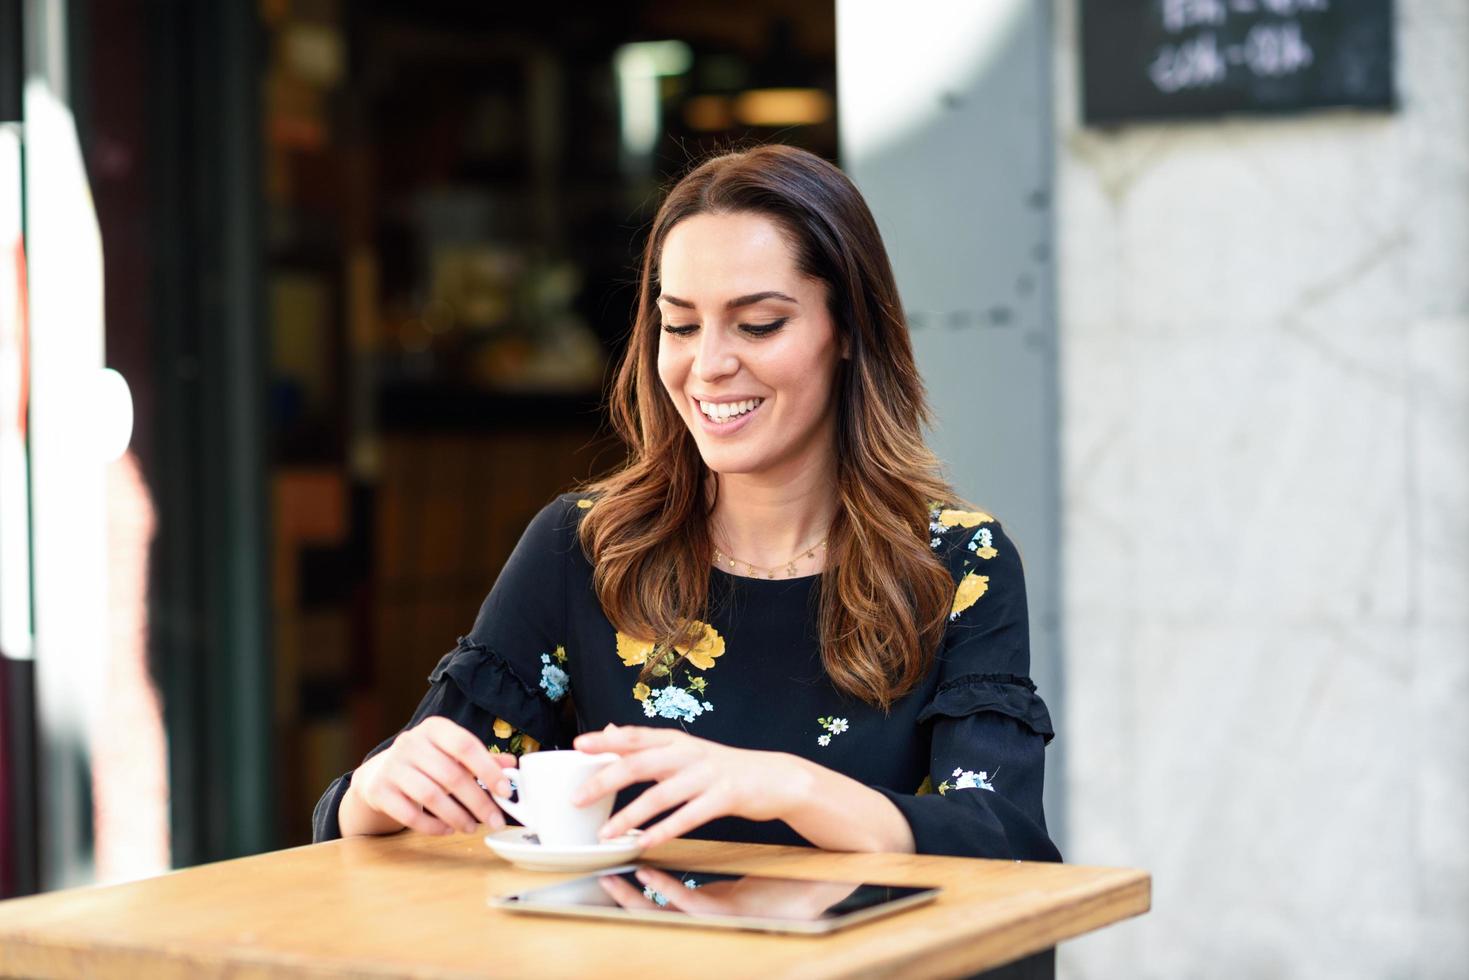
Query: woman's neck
706 456 838 572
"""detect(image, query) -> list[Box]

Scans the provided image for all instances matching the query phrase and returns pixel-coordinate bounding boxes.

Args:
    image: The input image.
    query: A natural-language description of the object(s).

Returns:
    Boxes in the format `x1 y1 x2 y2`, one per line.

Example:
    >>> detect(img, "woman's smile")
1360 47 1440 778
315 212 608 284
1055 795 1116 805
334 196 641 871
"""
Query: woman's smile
692 395 766 435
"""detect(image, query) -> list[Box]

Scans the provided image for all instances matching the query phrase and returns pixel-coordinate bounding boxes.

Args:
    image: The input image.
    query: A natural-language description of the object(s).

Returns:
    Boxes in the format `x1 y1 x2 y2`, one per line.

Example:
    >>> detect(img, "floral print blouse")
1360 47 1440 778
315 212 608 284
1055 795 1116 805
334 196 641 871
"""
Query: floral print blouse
312 495 1061 862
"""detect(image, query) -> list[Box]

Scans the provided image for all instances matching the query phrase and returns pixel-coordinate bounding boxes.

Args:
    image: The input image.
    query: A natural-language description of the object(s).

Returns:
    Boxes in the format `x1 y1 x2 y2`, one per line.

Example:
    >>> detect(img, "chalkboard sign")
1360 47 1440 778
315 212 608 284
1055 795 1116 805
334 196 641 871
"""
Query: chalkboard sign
1081 0 1395 124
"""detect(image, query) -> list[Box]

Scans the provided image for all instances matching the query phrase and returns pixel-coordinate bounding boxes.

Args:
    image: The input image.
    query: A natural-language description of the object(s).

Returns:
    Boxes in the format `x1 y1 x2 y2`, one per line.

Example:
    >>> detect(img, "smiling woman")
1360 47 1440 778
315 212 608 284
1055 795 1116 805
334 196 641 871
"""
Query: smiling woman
655 213 843 490
313 145 1060 863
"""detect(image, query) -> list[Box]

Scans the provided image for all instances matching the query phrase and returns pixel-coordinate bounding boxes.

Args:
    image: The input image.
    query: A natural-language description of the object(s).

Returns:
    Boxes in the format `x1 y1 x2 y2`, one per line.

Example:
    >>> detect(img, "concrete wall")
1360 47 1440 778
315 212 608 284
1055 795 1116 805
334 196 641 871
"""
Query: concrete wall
1053 0 1469 976
837 0 1067 847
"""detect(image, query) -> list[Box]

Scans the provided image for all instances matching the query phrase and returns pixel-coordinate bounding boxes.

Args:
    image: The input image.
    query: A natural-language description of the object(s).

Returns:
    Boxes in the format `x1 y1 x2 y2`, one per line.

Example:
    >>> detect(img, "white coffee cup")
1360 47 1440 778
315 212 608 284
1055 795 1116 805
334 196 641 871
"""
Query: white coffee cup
490 749 620 847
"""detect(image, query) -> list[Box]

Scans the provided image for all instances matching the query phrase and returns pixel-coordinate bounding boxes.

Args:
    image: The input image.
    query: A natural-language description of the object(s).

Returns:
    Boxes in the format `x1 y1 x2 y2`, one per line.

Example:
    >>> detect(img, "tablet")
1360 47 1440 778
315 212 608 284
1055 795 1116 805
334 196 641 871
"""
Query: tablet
489 863 941 935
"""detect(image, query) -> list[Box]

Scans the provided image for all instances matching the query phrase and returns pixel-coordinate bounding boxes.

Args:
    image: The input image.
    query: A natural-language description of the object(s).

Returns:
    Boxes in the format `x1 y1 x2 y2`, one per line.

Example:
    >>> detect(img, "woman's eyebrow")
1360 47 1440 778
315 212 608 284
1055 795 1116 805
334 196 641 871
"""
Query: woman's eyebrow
657 290 799 310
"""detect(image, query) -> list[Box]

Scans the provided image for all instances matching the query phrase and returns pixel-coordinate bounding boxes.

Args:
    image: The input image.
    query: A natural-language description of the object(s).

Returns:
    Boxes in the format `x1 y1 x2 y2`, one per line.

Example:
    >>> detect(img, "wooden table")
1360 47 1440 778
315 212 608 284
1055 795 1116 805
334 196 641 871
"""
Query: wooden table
0 834 1149 978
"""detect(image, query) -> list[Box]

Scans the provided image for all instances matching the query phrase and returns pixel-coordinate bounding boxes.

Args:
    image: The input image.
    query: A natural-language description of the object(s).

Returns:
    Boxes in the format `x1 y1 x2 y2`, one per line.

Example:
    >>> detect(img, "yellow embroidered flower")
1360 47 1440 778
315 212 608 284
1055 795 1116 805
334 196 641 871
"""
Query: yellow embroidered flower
916 775 934 796
521 733 540 753
938 509 994 528
632 682 650 702
492 717 514 739
553 644 567 663
951 573 990 619
674 621 725 670
619 623 723 675
576 498 593 509
973 545 998 559
616 632 655 667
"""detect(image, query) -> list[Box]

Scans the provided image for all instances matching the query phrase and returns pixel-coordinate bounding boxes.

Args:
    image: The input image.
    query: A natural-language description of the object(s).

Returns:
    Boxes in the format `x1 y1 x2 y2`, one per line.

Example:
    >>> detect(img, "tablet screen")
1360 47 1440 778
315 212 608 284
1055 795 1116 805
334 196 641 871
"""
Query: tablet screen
491 864 941 935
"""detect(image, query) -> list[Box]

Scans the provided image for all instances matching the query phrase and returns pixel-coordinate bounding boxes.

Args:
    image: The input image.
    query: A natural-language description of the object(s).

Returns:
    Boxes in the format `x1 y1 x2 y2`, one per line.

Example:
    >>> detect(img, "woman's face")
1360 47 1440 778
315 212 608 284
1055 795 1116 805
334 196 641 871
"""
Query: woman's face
655 211 844 482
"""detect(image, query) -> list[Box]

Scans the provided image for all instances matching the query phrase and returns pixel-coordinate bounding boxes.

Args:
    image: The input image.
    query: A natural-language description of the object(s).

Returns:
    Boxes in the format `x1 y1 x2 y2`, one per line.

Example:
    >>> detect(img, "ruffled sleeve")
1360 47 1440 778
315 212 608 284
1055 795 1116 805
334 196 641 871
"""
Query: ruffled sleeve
311 497 582 843
871 514 1062 862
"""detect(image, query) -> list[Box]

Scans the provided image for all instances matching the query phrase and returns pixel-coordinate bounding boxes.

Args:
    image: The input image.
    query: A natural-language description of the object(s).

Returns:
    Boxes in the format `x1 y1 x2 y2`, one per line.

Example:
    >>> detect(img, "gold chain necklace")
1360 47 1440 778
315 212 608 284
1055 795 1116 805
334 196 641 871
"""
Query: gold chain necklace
711 531 829 579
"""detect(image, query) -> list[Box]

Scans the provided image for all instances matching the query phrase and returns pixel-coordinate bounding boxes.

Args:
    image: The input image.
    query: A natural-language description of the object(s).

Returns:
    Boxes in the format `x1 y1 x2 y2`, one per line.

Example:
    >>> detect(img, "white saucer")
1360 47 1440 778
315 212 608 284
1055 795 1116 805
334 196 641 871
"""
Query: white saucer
484 827 646 872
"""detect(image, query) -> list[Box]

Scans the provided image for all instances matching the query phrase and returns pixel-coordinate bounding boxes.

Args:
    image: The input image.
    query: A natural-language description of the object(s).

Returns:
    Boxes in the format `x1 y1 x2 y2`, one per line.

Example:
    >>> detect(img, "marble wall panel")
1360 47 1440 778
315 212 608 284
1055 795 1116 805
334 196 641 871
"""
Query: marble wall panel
1408 319 1469 627
1396 0 1469 317
1063 328 1414 627
1052 0 1468 977
1062 621 1423 979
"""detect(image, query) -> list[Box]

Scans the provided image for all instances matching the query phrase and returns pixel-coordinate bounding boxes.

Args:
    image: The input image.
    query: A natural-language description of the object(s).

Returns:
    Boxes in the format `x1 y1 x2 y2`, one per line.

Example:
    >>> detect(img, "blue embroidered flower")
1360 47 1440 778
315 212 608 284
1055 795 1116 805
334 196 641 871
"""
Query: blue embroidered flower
967 527 997 560
642 685 714 723
539 652 570 701
951 766 996 792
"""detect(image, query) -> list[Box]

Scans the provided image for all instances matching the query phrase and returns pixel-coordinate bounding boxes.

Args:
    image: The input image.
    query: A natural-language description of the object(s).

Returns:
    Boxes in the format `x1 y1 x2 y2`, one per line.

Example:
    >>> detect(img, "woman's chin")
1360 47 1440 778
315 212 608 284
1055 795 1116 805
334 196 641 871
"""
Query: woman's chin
693 445 763 477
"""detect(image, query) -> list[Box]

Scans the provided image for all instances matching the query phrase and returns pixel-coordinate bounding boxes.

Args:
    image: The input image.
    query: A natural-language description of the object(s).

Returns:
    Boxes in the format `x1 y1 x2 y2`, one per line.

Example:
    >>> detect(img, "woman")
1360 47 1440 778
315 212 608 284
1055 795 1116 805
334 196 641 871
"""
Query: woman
313 144 1060 861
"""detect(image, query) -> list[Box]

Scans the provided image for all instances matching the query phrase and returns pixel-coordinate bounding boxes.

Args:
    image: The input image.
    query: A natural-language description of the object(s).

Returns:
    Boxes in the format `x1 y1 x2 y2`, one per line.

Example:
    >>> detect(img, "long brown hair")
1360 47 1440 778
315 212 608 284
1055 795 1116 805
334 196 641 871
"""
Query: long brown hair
578 144 959 712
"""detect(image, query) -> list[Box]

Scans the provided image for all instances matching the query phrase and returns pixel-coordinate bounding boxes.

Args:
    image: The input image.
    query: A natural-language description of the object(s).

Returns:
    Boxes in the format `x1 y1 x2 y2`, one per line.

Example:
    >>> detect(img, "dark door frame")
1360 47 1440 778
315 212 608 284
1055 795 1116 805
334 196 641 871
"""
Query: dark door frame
139 0 273 866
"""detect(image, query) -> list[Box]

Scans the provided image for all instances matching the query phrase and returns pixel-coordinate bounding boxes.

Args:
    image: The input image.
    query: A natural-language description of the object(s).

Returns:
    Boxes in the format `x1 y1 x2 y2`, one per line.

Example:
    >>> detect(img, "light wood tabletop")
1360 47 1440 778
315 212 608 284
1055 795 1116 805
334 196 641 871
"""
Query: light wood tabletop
0 833 1149 979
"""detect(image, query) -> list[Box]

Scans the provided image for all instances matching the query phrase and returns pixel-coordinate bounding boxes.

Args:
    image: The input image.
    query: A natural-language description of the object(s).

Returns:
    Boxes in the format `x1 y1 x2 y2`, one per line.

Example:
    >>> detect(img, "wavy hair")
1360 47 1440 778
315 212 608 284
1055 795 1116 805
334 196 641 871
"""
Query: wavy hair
578 144 960 711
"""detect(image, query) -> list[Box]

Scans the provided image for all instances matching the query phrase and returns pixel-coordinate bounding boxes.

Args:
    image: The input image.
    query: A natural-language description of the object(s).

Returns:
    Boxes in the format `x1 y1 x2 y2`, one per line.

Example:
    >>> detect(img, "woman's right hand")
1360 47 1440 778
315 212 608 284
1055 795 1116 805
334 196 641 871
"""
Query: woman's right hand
343 717 518 836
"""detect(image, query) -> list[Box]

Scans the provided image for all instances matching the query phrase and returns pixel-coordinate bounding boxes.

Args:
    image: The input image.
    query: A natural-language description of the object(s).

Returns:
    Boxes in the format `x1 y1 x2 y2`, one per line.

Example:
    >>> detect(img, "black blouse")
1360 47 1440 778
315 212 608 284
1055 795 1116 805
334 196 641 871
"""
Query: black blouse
313 494 1061 862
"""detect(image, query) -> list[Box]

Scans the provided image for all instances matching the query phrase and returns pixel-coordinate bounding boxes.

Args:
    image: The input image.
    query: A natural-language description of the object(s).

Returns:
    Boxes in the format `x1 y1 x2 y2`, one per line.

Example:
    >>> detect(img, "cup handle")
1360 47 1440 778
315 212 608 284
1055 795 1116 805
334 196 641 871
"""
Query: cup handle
489 768 532 829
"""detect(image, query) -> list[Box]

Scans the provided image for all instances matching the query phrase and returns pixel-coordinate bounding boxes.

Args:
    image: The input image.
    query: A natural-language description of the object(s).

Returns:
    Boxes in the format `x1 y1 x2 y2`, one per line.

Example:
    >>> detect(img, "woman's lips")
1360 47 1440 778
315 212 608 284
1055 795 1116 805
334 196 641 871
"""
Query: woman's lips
692 396 764 437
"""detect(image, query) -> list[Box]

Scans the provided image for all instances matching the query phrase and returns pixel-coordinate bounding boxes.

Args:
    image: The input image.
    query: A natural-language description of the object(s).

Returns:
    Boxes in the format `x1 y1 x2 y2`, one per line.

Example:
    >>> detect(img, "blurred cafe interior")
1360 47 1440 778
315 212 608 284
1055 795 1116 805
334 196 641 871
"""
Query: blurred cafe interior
0 0 838 893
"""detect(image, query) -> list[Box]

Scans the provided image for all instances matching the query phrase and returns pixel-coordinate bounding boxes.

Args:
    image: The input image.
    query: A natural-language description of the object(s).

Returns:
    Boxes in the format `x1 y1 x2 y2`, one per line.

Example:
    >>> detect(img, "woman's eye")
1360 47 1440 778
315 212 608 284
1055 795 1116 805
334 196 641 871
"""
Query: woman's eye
740 318 788 337
660 318 787 337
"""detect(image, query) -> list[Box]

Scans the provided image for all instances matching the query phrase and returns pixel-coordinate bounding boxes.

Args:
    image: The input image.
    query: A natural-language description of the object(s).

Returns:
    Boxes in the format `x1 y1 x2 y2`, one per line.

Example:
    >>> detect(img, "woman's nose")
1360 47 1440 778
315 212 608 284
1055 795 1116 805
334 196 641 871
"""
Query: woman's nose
693 327 738 382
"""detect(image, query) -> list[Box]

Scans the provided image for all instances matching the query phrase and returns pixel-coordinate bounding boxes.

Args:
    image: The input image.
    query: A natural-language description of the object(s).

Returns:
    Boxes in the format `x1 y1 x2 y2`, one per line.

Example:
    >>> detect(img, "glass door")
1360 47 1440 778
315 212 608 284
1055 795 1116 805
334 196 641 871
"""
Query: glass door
0 0 36 898
20 0 118 891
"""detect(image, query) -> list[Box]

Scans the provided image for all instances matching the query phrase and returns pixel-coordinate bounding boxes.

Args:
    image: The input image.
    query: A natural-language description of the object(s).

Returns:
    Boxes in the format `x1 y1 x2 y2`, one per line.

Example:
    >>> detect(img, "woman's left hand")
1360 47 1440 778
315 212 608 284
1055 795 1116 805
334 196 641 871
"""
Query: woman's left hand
569 724 807 849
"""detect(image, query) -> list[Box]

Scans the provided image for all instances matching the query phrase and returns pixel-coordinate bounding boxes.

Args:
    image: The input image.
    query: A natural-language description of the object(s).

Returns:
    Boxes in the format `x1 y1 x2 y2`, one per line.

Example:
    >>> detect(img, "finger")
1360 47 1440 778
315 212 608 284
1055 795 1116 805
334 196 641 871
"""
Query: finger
598 873 663 911
573 725 678 754
398 764 481 834
571 743 694 807
637 790 729 850
599 767 705 839
415 744 506 828
423 720 506 793
378 786 454 837
483 754 517 797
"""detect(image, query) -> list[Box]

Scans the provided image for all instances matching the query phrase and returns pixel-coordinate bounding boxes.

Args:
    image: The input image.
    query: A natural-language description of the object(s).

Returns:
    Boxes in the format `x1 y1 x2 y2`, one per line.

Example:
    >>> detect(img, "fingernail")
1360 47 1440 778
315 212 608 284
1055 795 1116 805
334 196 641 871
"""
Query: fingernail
497 783 510 796
599 824 614 839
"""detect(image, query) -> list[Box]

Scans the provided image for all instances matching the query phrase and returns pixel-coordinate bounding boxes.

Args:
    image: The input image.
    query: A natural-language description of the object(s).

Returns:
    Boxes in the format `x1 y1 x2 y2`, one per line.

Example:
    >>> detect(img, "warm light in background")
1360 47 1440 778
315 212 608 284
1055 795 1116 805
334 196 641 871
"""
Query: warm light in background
733 87 833 127
682 94 735 132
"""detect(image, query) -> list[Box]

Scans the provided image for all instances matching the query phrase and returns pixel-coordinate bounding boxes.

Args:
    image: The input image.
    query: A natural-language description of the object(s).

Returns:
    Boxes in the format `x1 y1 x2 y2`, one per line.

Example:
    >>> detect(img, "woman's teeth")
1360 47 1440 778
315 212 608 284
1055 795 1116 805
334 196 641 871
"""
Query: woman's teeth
698 397 763 422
